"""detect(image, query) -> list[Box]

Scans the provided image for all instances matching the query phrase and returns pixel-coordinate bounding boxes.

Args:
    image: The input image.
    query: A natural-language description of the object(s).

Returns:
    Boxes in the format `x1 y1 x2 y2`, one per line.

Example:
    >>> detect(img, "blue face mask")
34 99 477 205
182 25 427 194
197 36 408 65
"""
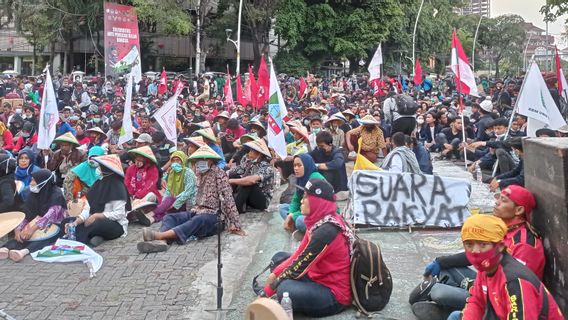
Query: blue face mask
171 162 183 173
196 160 209 173
312 128 321 134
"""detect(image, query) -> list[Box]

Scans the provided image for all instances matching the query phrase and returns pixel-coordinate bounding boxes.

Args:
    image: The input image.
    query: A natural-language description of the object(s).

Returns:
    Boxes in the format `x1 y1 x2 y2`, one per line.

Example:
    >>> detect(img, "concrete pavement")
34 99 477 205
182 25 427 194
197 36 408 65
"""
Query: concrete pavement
0 159 492 320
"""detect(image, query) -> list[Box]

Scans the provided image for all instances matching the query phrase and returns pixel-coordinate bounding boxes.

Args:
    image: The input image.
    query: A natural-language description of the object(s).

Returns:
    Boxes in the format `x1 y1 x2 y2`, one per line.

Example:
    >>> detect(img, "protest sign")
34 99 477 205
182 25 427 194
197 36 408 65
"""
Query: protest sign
350 171 471 228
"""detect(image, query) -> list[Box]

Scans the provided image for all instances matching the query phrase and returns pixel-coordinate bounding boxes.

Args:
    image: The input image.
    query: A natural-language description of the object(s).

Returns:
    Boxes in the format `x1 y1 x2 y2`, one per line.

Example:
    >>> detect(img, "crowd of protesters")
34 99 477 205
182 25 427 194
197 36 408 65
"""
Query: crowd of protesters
0 67 566 319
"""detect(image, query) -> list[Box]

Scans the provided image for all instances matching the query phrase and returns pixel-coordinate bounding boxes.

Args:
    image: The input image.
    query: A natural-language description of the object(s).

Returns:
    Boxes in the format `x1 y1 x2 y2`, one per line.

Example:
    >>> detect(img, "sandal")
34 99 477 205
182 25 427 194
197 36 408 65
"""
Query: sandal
142 228 156 241
135 211 154 227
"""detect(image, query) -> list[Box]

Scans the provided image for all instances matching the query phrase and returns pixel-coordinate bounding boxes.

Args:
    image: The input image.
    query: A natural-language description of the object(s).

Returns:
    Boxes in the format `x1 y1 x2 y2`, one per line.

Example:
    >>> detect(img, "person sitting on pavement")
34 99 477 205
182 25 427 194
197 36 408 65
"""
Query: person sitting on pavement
447 214 563 320
144 151 197 225
63 146 105 202
262 178 353 317
86 127 107 150
411 186 546 319
346 115 387 164
285 120 310 158
136 145 245 254
45 132 87 187
409 136 433 174
308 131 348 198
324 113 346 151
382 132 422 174
307 116 324 151
0 169 67 262
13 121 37 153
436 116 464 160
0 154 18 213
62 154 131 247
15 148 39 200
489 137 524 192
228 139 274 213
421 111 443 152
195 128 226 169
279 153 328 234
467 118 515 175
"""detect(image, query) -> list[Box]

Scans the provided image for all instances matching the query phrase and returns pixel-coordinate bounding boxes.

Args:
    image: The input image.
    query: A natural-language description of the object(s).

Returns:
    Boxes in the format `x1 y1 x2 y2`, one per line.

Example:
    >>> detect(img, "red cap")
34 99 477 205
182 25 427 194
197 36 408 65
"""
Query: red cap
501 185 536 220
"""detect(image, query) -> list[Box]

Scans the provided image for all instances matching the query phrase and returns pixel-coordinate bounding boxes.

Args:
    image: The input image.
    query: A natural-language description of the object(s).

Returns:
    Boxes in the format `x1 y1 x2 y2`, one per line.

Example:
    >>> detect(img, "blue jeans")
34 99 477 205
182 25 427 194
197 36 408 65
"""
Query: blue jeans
430 267 477 310
447 311 461 320
271 252 346 317
160 211 219 244
278 204 306 232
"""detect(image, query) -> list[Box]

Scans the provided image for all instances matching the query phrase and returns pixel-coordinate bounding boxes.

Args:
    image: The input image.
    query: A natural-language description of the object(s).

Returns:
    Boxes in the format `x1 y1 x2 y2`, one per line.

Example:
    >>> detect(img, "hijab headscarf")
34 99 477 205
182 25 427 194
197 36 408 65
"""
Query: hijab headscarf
71 146 105 187
303 193 339 229
23 169 66 220
15 148 36 186
167 151 188 197
87 164 131 215
294 153 318 198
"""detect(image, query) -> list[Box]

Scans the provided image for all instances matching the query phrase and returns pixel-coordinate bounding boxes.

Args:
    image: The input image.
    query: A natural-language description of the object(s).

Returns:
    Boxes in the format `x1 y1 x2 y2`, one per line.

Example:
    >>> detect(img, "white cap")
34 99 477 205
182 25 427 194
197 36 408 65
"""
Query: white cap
479 97 493 113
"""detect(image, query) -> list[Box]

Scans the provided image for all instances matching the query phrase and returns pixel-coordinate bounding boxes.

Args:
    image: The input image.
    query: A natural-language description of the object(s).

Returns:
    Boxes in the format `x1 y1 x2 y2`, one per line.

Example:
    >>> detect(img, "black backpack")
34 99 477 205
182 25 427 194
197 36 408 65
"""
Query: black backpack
395 94 419 115
350 238 393 316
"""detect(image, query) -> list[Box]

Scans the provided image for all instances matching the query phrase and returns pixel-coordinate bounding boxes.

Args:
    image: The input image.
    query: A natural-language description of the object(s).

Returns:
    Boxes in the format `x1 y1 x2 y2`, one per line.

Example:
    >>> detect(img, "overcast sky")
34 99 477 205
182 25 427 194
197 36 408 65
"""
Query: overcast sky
491 0 568 47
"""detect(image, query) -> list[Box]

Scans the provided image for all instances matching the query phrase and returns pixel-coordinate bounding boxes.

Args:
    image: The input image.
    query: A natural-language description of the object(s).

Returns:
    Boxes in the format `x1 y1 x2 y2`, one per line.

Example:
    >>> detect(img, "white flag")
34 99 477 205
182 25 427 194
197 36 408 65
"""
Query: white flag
153 94 179 146
267 59 288 159
37 66 59 149
118 73 134 145
367 44 383 81
517 61 567 136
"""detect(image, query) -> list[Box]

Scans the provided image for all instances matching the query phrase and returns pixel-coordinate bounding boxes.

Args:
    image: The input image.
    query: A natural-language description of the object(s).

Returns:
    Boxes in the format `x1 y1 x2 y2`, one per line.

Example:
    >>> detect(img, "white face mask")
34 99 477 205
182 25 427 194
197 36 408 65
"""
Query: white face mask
417 118 425 125
196 160 209 173
29 184 40 193
30 174 53 193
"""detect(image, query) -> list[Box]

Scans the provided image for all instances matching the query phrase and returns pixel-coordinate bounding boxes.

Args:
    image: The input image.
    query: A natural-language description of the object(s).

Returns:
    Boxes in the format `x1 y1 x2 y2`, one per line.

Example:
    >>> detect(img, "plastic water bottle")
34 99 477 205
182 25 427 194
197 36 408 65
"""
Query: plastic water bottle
273 169 281 189
281 292 293 319
67 223 76 241
475 164 483 183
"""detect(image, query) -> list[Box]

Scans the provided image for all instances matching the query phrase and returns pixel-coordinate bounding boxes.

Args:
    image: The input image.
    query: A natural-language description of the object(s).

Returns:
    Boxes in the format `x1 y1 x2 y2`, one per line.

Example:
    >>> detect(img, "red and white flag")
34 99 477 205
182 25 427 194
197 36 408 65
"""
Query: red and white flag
413 58 423 87
451 31 478 98
224 67 234 112
367 44 383 81
299 76 307 99
555 46 568 103
158 68 167 95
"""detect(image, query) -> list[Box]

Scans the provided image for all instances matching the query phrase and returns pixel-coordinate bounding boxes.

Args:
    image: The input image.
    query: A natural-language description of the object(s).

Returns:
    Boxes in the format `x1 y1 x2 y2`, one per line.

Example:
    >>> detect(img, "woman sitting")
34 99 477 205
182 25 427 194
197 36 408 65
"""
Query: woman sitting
46 132 87 187
63 154 131 247
279 153 327 233
228 139 274 213
137 145 245 253
124 146 162 203
0 154 18 213
15 148 39 200
0 121 15 154
137 151 197 226
263 178 352 317
63 146 106 202
0 169 67 262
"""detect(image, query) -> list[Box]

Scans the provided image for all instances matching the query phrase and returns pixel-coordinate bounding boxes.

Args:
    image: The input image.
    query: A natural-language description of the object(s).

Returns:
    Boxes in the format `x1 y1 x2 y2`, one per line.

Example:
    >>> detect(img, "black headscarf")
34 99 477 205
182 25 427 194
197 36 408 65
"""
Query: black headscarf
0 153 16 177
22 169 67 221
87 166 131 215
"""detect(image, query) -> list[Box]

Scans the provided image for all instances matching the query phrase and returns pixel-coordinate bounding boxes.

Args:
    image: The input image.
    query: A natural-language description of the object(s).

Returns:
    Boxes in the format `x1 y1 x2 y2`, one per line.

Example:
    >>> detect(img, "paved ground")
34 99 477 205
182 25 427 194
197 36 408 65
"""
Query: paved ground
0 160 492 320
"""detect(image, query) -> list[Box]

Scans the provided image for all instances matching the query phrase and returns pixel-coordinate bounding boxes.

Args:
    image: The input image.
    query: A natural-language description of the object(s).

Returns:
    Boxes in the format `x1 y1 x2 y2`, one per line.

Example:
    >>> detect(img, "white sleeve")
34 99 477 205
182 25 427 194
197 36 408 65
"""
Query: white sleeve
78 202 90 222
102 200 127 222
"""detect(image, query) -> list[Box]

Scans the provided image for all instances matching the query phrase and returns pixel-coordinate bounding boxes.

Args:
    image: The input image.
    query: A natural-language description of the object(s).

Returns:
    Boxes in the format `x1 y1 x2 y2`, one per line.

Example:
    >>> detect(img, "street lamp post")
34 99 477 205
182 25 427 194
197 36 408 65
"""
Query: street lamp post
412 0 425 73
472 14 483 71
195 0 201 76
226 0 243 75
523 33 534 71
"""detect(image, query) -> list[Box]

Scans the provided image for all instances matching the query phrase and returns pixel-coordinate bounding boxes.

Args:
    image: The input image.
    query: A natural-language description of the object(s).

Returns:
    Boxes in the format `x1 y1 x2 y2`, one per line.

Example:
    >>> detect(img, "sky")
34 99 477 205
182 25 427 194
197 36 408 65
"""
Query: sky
491 0 568 47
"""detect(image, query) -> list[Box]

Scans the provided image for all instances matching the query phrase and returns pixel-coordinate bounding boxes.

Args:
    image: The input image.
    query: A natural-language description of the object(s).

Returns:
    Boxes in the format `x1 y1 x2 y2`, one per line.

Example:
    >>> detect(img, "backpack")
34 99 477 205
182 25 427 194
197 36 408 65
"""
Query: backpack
350 238 393 316
395 94 419 115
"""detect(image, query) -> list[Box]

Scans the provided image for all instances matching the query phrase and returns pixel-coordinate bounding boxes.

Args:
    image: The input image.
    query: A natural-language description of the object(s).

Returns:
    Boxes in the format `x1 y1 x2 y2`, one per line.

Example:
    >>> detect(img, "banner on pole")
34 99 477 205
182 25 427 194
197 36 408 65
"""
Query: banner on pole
37 66 58 150
104 2 142 82
350 171 471 227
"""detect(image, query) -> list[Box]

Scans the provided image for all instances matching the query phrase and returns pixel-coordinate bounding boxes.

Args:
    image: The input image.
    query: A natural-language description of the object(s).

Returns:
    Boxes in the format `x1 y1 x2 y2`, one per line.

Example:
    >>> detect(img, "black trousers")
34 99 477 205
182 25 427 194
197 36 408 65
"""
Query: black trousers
2 236 57 253
234 184 268 213
62 217 124 245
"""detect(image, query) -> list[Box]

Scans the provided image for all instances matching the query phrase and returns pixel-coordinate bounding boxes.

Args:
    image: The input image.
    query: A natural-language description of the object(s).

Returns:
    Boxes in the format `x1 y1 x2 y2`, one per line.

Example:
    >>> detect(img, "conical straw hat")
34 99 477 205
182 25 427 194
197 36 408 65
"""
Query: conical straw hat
188 144 222 161
128 146 158 164
93 154 124 177
54 132 80 146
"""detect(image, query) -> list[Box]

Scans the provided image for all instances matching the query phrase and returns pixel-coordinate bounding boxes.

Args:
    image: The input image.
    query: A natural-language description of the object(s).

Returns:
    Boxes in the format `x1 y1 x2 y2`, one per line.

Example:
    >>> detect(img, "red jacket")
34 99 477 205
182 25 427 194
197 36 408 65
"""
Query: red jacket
2 130 14 151
124 163 162 203
504 223 544 279
14 133 37 153
462 254 563 320
264 196 351 305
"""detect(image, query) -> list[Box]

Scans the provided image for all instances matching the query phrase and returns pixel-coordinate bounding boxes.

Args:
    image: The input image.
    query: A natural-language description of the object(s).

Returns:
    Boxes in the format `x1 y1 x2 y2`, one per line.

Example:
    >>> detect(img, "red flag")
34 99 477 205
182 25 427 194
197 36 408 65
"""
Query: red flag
243 75 252 105
158 68 167 95
257 56 269 106
236 74 249 107
413 58 423 87
451 30 478 98
299 77 307 99
224 67 234 113
248 65 259 109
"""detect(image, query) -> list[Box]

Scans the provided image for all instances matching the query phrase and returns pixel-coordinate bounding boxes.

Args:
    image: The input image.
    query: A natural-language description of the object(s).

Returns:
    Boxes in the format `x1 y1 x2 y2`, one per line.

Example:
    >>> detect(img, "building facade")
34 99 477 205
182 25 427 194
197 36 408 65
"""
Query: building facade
454 0 490 17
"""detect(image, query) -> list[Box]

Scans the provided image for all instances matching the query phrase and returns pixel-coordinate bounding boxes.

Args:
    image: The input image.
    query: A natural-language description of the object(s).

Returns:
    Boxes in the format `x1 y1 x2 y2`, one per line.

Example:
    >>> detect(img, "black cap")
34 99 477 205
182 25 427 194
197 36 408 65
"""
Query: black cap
297 178 335 201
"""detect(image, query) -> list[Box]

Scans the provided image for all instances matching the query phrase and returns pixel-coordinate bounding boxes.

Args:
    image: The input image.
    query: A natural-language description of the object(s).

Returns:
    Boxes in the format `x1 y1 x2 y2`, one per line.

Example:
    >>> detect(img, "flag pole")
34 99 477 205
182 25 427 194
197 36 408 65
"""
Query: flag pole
454 30 468 170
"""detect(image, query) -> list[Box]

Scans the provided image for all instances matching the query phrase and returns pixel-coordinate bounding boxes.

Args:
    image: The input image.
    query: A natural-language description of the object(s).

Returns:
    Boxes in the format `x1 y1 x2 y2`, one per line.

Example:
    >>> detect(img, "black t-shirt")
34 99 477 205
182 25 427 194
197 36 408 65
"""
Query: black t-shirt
441 127 463 142
58 86 73 104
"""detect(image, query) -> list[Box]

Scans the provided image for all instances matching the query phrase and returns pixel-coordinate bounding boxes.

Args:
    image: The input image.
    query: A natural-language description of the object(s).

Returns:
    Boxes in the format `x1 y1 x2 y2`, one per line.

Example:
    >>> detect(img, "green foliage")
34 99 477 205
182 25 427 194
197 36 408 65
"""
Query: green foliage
273 49 312 76
131 0 193 35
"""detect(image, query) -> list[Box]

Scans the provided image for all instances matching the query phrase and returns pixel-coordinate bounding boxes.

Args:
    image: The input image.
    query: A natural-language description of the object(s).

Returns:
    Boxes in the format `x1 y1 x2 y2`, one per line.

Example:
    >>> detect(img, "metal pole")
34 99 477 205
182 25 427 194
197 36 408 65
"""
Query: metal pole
195 0 201 76
412 0 425 74
236 0 243 75
472 14 483 71
523 33 533 71
546 20 550 71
